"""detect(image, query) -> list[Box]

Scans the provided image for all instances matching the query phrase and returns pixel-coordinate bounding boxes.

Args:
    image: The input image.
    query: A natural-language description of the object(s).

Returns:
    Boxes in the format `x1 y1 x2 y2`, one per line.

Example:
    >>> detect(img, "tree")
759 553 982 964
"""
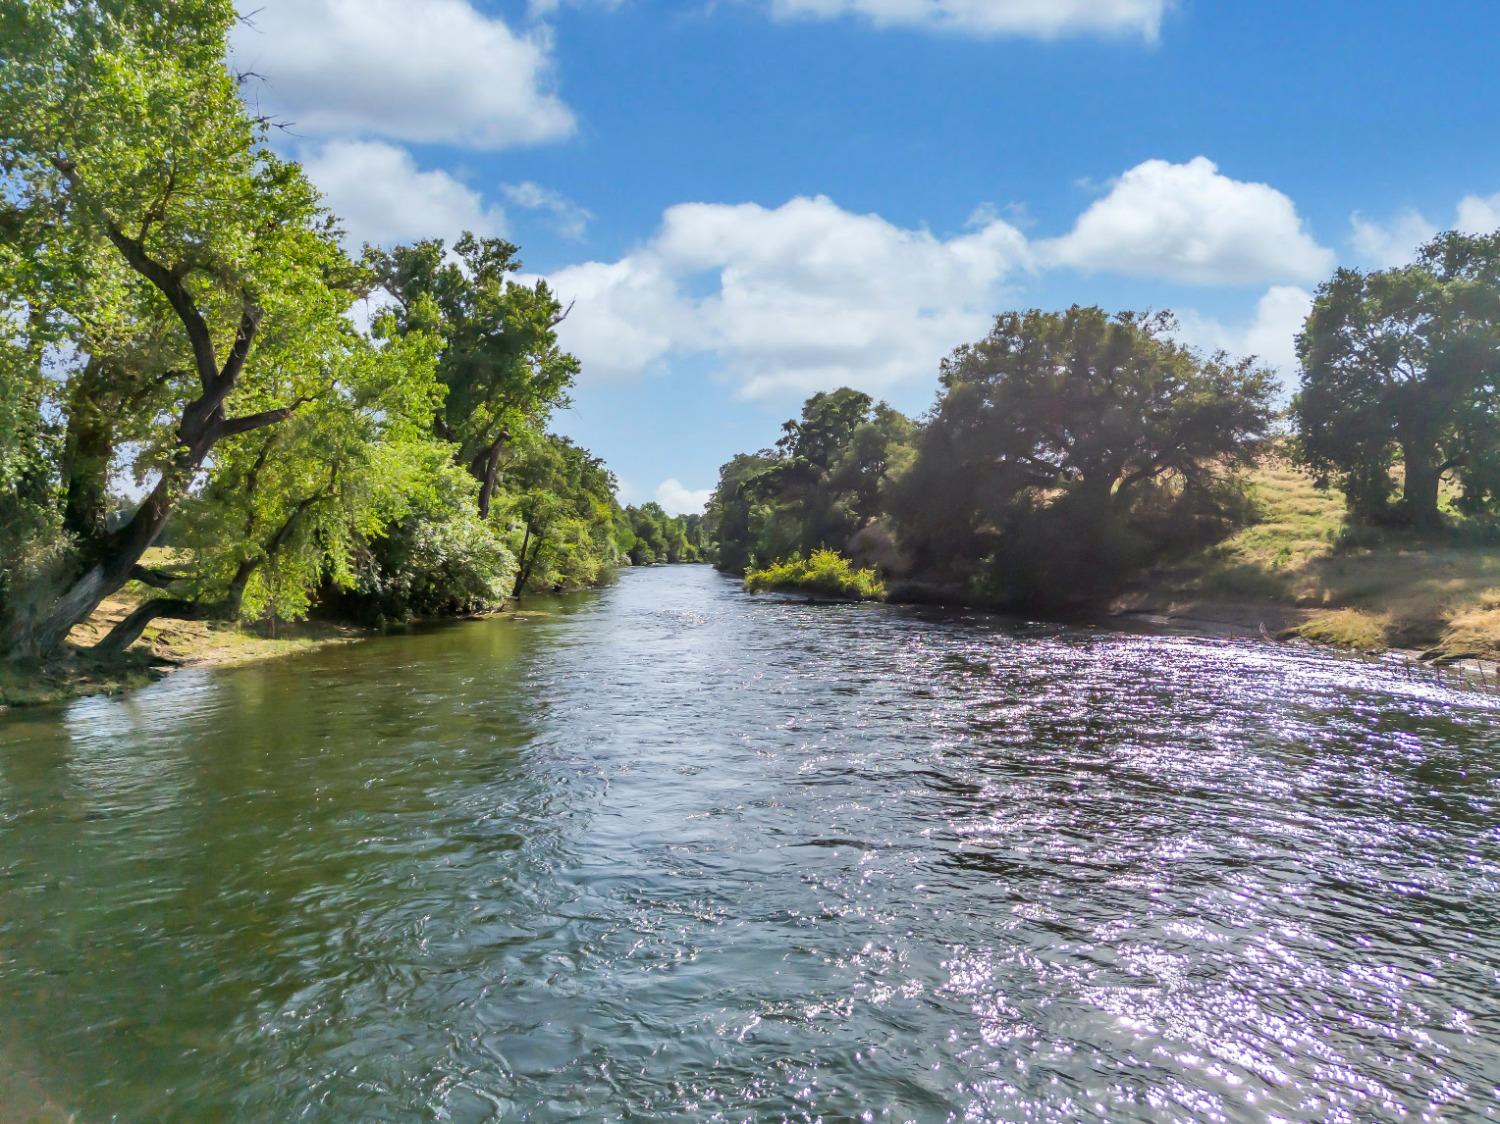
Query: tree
501 434 621 597
890 306 1273 601
1293 232 1500 527
705 453 779 575
90 330 445 652
368 234 579 519
704 391 914 573
0 0 366 660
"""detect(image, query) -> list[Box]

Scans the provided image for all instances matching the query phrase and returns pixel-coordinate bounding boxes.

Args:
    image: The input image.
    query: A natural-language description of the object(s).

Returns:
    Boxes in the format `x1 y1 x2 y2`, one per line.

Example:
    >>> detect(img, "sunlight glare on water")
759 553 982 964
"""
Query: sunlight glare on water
0 566 1497 1121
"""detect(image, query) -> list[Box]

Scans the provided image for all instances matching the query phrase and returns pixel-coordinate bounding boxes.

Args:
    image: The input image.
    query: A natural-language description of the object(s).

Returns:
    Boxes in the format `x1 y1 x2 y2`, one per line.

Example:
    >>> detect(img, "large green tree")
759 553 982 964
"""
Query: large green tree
368 235 579 519
890 306 1273 599
1293 231 1500 526
502 434 621 597
0 0 370 660
706 390 914 573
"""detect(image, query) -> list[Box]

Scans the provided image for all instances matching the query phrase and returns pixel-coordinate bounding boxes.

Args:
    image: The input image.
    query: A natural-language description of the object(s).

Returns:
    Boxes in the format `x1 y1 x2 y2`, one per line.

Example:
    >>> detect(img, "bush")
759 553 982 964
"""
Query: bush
744 550 886 600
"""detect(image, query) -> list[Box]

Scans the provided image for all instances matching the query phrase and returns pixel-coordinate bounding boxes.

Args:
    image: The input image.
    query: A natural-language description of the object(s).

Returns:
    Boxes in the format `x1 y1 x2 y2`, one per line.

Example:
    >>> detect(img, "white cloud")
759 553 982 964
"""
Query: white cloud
543 257 701 382
1346 191 1500 267
1349 209 1437 268
502 182 594 240
301 140 505 250
1457 192 1500 236
231 0 574 149
655 479 713 515
1044 157 1334 285
543 195 1030 397
768 0 1168 39
1175 285 1312 385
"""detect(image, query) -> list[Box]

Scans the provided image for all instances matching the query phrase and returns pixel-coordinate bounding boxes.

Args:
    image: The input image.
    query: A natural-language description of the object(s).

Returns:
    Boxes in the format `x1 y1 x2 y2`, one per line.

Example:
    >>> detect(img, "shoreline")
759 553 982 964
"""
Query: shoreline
0 572 629 711
1094 597 1500 698
8 567 1498 713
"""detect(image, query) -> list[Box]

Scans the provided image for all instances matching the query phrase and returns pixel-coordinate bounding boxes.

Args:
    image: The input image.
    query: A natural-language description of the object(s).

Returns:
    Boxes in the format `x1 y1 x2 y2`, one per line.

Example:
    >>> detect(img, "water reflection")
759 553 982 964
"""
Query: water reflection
0 567 1497 1120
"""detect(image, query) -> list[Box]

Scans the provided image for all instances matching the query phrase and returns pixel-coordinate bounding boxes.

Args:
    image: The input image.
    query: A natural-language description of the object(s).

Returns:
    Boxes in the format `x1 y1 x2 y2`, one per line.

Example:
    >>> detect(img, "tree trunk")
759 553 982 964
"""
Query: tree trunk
471 432 510 520
15 470 183 660
92 596 231 656
512 522 532 600
1400 444 1444 529
512 522 544 600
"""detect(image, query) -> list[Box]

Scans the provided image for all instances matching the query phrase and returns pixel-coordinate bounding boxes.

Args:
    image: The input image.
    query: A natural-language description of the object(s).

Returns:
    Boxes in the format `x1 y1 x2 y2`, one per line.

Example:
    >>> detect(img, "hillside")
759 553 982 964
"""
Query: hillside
1118 458 1500 665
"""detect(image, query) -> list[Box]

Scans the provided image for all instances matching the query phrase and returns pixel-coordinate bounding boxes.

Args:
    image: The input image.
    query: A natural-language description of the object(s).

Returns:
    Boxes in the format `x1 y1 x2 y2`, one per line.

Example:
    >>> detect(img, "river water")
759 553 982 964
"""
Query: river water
0 565 1497 1121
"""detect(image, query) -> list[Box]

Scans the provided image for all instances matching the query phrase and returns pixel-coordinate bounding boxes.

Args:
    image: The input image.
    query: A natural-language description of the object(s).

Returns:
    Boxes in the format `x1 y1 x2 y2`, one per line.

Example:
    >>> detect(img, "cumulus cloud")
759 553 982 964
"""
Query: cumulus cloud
655 479 713 515
1347 191 1500 268
1349 209 1438 268
541 195 1030 397
1175 285 1313 385
1044 157 1334 285
231 0 574 149
768 0 1168 39
543 257 701 382
1456 192 1500 236
502 182 594 240
301 140 505 250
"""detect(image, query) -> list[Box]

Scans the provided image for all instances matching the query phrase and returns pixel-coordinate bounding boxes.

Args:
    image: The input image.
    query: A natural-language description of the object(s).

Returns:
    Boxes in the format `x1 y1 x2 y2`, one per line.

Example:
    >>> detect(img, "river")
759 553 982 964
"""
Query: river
0 565 1496 1121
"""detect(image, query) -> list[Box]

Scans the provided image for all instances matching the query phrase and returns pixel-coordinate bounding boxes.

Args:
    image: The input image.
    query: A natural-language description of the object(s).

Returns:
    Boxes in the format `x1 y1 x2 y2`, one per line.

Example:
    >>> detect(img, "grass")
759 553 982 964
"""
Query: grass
1134 456 1500 662
0 550 363 710
746 549 887 601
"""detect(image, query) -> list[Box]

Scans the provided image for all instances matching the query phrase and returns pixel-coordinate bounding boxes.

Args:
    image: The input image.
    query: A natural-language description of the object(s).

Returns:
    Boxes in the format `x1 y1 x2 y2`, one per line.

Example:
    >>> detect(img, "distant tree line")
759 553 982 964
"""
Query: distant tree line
709 239 1500 610
617 503 710 566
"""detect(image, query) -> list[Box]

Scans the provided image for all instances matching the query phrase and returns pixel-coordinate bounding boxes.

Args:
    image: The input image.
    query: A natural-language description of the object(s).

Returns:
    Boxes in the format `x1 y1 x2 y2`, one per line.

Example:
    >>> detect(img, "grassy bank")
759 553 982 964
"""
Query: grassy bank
0 559 365 710
1118 458 1500 664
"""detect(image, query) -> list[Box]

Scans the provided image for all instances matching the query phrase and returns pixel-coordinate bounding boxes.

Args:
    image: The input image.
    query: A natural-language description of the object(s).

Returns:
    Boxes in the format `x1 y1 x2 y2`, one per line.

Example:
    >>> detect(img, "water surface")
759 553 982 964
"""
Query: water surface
1 566 1497 1120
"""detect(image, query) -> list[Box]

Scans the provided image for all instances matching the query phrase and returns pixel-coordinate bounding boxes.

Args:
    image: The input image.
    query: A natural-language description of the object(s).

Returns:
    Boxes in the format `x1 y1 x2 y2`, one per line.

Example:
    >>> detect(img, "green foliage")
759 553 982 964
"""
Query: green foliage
622 502 707 564
338 464 517 623
710 308 1273 613
745 550 886 600
707 390 915 574
368 233 578 517
885 306 1273 608
499 433 623 596
1292 231 1500 527
0 1 632 658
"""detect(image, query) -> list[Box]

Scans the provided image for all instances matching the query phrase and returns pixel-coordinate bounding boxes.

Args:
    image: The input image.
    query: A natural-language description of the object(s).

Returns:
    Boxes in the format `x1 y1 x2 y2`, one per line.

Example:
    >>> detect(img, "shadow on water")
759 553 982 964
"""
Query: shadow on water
1 566 1497 1120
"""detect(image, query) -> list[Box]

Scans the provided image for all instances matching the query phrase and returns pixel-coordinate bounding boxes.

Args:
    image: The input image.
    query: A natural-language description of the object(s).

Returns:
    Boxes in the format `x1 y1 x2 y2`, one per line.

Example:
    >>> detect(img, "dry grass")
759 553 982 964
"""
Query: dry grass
0 550 363 709
1132 456 1500 662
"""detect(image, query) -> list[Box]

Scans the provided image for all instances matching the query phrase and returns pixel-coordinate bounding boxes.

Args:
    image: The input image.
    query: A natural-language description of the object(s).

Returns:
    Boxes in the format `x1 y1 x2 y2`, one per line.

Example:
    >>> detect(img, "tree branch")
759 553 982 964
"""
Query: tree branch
217 303 263 389
92 597 231 656
217 396 309 439
128 565 187 590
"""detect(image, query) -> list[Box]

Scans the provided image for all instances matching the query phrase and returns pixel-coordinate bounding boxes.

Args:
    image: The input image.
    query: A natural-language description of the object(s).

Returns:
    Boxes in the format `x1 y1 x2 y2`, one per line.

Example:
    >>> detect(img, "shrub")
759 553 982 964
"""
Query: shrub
744 550 886 601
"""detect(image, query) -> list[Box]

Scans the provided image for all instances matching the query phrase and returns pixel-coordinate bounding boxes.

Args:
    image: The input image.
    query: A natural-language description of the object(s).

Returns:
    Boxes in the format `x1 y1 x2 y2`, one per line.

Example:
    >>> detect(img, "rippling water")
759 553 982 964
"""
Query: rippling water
1 565 1497 1121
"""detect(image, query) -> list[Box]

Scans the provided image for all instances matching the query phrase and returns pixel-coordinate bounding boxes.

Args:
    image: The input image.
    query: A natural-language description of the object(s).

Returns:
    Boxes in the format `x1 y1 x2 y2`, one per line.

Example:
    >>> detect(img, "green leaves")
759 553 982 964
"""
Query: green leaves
1292 231 1500 525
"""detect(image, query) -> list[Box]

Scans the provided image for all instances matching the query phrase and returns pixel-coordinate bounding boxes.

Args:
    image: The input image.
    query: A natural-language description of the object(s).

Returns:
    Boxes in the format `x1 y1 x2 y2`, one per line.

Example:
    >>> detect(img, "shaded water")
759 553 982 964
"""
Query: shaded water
1 565 1497 1121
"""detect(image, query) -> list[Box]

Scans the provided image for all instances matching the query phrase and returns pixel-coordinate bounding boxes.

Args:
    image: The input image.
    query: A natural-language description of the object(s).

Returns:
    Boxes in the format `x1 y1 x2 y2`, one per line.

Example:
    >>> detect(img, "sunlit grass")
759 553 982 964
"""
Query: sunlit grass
1153 455 1500 661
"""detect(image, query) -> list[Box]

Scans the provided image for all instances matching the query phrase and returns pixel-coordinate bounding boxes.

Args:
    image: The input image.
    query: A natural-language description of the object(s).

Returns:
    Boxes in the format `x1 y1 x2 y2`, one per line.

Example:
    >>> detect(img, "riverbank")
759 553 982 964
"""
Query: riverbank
0 561 636 710
1112 458 1500 667
865 457 1500 682
0 585 369 709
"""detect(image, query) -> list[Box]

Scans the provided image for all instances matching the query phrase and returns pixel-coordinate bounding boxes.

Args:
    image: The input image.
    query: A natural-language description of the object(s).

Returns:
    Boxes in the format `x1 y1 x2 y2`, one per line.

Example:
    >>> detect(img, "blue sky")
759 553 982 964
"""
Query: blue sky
230 0 1500 512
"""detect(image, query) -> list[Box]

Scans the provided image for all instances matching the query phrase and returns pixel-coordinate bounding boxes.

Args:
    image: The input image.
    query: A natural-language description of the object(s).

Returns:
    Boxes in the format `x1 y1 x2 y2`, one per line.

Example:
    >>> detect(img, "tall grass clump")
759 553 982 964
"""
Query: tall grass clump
744 550 886 601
